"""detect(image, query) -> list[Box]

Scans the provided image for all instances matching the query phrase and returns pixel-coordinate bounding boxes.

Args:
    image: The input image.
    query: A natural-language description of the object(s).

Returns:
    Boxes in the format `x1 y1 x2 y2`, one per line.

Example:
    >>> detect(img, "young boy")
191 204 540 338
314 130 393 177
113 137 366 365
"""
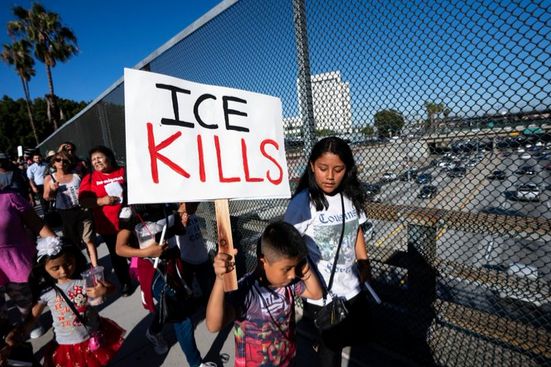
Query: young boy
206 221 322 367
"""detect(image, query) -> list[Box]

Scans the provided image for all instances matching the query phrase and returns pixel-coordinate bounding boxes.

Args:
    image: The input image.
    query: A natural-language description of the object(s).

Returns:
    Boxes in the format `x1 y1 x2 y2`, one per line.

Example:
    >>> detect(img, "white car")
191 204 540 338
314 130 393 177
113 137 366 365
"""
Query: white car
515 183 540 201
382 172 397 181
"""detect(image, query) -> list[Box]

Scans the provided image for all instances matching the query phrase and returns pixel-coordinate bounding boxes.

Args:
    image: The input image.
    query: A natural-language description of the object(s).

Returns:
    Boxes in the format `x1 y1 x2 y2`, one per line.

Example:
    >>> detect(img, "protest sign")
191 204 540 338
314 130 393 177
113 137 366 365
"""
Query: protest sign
124 68 290 204
124 68 291 290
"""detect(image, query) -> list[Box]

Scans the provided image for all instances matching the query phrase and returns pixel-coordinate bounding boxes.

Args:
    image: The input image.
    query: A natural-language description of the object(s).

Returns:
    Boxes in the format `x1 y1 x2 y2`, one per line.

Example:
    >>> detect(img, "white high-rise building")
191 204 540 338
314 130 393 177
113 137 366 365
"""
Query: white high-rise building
284 70 352 135
310 71 352 132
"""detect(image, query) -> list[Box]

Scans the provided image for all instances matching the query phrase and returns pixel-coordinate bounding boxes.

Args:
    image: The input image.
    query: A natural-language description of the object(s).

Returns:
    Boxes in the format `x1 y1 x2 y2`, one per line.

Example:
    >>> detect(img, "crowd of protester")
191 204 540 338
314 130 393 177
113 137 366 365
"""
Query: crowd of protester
0 136 373 367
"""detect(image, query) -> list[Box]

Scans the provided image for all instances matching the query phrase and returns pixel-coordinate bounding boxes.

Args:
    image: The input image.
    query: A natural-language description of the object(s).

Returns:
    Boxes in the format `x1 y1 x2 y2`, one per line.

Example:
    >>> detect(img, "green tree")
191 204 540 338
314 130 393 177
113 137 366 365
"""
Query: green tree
0 96 87 154
8 3 78 130
424 101 449 130
360 125 375 137
1 39 39 145
316 128 336 137
374 109 404 138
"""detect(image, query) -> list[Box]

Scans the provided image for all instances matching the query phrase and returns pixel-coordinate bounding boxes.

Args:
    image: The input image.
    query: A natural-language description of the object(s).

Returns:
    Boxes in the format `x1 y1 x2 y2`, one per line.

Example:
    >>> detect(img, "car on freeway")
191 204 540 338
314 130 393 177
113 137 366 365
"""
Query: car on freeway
362 183 381 196
520 152 531 160
400 168 418 181
438 158 454 169
487 170 506 180
417 185 437 199
515 183 540 201
447 167 466 178
367 193 382 203
527 144 543 152
415 173 432 185
515 165 536 175
535 151 551 160
361 221 375 241
382 171 397 181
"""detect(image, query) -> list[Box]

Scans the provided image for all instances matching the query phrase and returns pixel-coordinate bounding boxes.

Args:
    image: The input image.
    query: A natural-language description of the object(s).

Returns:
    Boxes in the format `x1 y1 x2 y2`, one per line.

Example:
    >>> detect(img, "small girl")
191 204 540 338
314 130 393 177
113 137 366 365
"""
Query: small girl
21 237 125 367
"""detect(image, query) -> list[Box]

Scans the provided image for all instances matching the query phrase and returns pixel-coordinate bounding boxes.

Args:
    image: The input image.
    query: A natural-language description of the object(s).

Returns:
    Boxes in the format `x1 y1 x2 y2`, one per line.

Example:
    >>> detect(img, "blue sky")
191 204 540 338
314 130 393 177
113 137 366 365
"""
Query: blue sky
1 0 548 126
0 0 221 102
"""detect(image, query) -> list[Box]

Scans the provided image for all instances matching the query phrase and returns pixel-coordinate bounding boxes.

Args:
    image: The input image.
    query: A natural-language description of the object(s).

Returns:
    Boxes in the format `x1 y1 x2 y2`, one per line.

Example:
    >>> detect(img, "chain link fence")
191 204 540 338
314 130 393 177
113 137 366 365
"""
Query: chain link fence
40 0 550 365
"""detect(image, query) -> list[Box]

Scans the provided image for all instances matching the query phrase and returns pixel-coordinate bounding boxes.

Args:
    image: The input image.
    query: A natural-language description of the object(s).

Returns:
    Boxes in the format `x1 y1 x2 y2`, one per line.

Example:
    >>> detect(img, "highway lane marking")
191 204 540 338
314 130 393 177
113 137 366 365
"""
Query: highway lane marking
375 223 404 247
436 170 491 240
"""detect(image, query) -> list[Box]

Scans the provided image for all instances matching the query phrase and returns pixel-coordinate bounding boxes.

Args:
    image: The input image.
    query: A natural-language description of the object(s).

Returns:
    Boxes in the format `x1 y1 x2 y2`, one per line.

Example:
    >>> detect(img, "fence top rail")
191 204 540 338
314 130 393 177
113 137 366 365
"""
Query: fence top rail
363 202 551 236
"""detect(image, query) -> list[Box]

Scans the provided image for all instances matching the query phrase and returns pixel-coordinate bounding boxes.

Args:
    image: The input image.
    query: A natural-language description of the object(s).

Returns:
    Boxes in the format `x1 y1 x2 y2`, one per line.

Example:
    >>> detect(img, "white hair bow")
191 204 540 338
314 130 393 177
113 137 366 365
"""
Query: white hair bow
36 236 62 261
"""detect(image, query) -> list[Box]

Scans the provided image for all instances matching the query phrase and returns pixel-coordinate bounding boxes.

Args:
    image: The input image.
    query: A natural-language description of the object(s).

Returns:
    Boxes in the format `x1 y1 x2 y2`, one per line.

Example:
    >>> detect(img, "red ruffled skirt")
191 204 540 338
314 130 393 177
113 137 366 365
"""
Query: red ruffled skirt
43 317 125 367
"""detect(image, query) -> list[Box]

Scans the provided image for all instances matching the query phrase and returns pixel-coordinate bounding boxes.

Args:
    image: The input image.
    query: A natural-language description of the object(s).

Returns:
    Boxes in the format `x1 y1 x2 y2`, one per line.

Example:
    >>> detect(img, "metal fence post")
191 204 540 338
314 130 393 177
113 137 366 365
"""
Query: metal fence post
292 0 316 155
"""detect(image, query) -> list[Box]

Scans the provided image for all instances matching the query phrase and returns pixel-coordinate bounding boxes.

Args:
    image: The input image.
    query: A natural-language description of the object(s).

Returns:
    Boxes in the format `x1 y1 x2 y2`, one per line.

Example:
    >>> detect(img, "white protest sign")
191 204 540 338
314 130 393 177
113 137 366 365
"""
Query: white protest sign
124 68 290 204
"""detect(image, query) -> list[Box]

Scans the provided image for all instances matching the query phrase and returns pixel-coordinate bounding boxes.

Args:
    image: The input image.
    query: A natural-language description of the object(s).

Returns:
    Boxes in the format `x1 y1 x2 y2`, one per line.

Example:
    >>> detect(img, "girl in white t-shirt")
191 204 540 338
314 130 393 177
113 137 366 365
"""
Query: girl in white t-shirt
284 136 373 367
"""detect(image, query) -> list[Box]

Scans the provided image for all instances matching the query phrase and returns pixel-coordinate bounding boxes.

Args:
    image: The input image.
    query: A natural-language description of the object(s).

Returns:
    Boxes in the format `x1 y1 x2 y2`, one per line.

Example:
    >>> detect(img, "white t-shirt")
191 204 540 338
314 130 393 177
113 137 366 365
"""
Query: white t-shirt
284 190 366 306
170 215 209 265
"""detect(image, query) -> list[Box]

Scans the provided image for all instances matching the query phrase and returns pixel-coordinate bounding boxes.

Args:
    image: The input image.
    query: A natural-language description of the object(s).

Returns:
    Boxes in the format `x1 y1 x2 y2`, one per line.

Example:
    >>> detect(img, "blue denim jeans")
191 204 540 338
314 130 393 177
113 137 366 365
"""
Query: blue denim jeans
151 272 202 367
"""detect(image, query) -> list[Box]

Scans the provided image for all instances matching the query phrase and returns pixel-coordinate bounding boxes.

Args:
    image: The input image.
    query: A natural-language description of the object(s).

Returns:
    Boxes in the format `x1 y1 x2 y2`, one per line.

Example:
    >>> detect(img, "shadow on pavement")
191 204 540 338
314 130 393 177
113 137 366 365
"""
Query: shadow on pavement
108 313 173 366
202 321 233 366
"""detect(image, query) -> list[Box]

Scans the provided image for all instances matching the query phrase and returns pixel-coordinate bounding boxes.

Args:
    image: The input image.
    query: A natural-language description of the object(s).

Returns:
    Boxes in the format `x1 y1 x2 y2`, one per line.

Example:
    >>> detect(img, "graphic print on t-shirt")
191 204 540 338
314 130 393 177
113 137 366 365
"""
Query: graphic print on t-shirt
314 207 358 266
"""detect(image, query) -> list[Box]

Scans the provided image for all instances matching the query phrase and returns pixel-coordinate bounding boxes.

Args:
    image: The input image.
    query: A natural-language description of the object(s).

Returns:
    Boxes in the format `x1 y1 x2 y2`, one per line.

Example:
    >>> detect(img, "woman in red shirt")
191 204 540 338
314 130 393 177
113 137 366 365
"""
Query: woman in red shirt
79 146 132 296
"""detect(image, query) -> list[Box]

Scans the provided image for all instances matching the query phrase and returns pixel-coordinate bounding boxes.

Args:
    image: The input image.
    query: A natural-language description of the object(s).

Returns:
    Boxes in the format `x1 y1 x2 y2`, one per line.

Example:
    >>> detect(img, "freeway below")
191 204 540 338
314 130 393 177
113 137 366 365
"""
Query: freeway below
358 144 550 306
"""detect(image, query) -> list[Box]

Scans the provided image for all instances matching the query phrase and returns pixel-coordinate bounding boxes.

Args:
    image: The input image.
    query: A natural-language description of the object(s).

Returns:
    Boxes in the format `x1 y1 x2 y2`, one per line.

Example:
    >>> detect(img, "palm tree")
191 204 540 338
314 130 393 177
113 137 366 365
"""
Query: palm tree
8 3 78 130
424 101 448 131
1 40 39 145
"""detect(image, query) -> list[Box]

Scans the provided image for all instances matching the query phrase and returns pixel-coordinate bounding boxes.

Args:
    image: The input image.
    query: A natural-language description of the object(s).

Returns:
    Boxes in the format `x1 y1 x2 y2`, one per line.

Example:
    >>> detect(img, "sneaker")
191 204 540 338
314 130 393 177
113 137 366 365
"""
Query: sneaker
200 363 218 367
30 325 45 339
146 329 168 355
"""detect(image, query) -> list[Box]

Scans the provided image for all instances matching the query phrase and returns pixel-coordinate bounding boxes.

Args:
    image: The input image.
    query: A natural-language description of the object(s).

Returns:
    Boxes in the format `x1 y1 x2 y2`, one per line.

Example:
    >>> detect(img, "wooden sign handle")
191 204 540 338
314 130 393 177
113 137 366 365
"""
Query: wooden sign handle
215 199 238 291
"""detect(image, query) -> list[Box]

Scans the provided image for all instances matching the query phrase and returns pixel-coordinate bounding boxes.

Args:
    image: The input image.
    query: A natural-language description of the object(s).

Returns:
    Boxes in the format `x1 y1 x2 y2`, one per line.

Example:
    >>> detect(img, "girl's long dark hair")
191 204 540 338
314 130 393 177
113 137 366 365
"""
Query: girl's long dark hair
293 136 366 213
